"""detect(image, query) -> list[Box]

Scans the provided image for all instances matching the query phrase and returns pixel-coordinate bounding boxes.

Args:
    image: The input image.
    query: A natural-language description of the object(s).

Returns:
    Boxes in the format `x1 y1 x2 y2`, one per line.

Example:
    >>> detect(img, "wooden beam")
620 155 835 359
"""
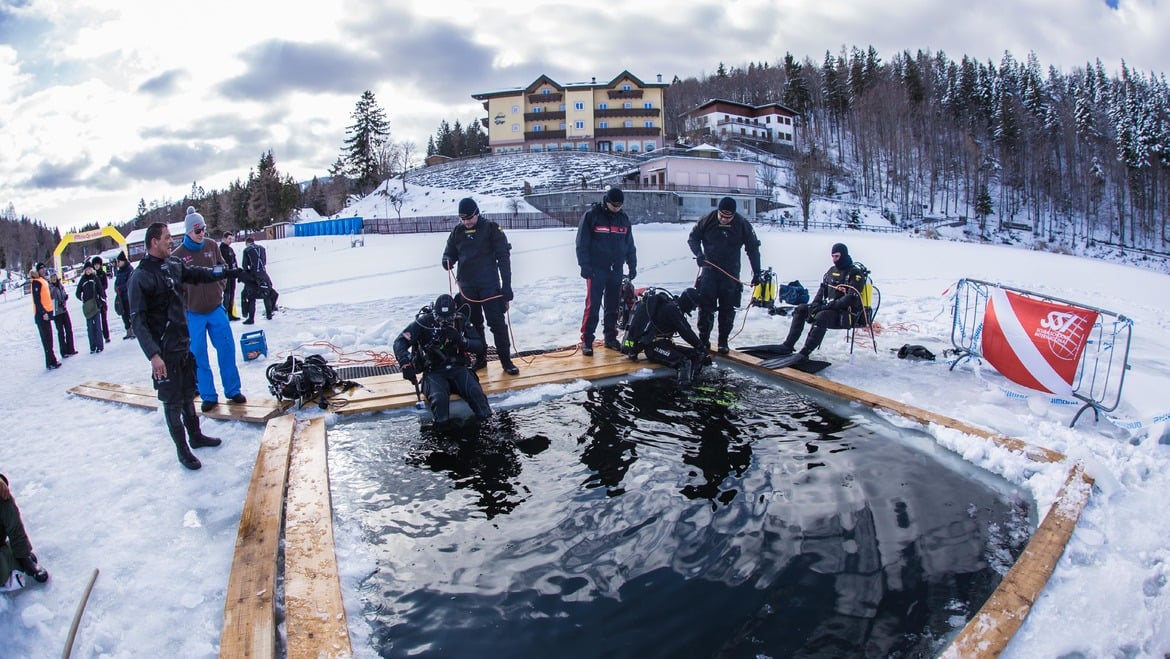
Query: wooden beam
220 414 296 659
284 417 352 658
68 380 289 424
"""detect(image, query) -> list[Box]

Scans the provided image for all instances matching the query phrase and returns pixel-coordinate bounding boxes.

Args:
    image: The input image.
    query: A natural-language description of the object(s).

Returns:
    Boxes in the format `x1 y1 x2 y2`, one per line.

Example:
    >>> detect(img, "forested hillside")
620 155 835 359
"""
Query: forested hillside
666 48 1169 252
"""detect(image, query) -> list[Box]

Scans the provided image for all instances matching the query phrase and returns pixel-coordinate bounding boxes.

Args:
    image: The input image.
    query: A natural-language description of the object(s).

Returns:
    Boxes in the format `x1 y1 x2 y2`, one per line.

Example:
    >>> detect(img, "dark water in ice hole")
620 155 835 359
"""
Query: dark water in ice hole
327 369 1034 659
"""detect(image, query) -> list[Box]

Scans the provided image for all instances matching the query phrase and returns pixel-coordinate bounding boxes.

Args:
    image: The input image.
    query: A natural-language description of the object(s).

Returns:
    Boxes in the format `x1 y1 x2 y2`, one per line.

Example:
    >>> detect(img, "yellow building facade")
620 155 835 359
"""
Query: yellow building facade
472 71 668 155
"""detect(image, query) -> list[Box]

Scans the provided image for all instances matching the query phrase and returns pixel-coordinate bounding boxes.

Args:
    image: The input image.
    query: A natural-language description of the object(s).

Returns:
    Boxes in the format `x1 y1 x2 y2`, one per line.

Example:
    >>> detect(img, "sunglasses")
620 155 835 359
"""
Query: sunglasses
718 210 733 218
459 213 477 221
193 226 205 234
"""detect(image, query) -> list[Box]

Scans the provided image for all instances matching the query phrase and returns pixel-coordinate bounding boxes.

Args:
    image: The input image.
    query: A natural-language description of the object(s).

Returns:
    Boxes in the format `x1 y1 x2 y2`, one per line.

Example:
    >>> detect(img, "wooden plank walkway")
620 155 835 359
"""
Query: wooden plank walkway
284 417 352 658
329 346 663 415
67 380 289 424
220 415 296 659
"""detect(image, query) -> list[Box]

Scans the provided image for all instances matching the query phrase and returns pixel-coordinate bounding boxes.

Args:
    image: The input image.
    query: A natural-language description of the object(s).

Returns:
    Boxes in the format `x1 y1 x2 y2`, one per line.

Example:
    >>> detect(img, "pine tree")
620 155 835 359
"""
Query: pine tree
341 90 391 194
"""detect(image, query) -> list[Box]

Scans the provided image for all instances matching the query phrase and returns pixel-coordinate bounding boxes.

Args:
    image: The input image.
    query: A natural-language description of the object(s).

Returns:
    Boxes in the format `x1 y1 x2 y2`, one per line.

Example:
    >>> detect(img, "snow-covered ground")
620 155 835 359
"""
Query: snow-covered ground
1 221 1169 657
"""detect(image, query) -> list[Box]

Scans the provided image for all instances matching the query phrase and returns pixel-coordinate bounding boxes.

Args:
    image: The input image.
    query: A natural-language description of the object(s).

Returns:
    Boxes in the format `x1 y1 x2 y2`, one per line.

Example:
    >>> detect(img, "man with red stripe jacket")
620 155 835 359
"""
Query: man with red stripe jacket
575 187 637 355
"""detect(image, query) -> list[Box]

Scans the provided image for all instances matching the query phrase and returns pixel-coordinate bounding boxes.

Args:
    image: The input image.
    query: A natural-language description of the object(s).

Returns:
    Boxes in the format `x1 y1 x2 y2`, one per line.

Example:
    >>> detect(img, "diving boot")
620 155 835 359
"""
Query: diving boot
184 400 221 448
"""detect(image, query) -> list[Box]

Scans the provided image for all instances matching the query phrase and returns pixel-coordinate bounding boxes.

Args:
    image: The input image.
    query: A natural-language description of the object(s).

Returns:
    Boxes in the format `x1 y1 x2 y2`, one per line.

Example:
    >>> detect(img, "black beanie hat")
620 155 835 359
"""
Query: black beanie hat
604 187 624 205
718 197 736 213
457 198 478 217
831 243 849 257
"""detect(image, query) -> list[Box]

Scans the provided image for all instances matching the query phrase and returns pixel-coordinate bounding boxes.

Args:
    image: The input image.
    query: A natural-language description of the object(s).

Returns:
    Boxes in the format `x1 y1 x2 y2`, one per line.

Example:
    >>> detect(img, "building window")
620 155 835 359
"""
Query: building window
621 84 632 91
534 125 543 132
615 142 625 151
559 122 566 130
512 124 520 132
512 105 520 113
645 142 656 152
575 101 584 110
533 106 542 113
623 101 632 109
599 121 609 128
766 116 771 123
542 89 551 95
599 102 608 110
644 102 653 109
574 120 585 129
624 120 633 128
643 121 653 128
629 143 639 152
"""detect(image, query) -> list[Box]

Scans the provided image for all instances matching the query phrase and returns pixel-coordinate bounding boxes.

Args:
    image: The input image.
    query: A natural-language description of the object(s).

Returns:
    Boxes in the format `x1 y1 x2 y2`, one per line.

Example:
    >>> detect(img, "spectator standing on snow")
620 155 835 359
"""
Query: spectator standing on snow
129 222 234 470
171 207 246 412
76 263 105 354
217 231 241 321
0 473 50 592
30 263 61 370
90 255 111 343
687 196 762 354
112 252 135 339
575 186 637 356
48 272 78 358
241 237 279 323
441 197 520 375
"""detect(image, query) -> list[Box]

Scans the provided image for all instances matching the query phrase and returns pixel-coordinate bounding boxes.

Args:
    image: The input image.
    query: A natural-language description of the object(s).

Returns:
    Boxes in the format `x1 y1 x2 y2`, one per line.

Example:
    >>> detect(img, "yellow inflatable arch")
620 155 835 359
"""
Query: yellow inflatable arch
53 226 128 277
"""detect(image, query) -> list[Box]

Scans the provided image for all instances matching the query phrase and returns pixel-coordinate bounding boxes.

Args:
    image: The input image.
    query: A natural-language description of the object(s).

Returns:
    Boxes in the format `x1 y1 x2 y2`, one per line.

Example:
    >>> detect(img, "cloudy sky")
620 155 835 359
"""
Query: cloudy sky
1 0 1164 231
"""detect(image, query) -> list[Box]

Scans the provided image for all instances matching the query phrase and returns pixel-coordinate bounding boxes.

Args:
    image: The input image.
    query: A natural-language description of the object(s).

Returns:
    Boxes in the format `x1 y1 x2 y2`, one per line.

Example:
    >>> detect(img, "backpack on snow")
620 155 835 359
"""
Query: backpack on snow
266 354 359 409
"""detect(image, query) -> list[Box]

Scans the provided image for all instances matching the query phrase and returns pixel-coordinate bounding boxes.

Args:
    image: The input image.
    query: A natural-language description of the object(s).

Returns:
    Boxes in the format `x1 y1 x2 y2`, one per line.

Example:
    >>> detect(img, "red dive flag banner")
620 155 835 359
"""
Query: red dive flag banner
980 288 1099 396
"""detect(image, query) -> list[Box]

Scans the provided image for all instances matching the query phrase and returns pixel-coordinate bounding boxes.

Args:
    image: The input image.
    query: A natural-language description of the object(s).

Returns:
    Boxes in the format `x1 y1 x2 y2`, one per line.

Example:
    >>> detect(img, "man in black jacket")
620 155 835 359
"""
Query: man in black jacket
0 473 49 592
776 242 870 359
128 222 234 470
441 198 519 375
218 231 241 320
241 237 278 323
576 187 637 356
91 255 111 342
687 197 762 354
621 287 708 386
393 294 492 425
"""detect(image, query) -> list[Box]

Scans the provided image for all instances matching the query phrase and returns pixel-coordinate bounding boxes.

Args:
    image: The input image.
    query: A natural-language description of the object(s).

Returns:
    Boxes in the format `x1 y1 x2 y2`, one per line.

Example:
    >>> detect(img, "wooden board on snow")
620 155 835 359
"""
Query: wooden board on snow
330 346 663 416
68 380 288 424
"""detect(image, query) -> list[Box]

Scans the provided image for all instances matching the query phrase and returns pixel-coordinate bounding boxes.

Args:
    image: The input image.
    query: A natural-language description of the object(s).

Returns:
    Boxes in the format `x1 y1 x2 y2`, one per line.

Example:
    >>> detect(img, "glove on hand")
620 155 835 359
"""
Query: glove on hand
580 265 592 279
442 257 454 271
401 363 418 385
502 286 514 302
694 254 705 267
627 268 636 281
440 325 466 348
750 272 762 286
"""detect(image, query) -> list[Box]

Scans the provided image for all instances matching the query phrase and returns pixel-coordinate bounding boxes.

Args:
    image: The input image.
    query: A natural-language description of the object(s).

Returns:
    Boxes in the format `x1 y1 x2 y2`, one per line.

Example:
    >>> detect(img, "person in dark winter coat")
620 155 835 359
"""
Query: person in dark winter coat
112 252 135 339
217 231 241 320
441 197 519 375
48 272 78 357
76 264 105 354
393 294 492 425
0 474 50 592
621 287 709 386
687 196 762 354
172 207 245 412
90 256 111 342
29 264 61 369
129 222 234 470
575 187 637 355
240 237 278 323
776 242 870 359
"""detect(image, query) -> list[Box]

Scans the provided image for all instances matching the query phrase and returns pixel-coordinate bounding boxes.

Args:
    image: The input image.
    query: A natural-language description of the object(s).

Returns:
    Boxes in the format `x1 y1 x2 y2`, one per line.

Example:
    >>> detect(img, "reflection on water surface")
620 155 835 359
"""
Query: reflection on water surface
328 370 1032 658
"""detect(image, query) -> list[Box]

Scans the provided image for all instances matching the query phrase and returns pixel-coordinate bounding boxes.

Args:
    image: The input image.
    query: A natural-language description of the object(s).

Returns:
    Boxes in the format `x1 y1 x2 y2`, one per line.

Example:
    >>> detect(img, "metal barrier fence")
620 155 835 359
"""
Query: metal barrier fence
950 278 1133 427
360 213 578 235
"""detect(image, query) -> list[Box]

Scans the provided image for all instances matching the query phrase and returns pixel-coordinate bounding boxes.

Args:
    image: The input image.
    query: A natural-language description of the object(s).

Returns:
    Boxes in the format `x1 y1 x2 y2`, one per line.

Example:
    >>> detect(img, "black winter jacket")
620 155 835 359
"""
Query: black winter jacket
127 253 223 359
622 290 704 357
687 211 762 278
576 203 636 276
441 218 511 290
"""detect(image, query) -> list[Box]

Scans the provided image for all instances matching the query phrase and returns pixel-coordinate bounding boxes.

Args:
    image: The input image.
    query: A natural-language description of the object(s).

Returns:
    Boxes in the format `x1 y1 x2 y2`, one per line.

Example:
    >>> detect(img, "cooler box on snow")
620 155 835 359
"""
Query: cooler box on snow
240 330 267 361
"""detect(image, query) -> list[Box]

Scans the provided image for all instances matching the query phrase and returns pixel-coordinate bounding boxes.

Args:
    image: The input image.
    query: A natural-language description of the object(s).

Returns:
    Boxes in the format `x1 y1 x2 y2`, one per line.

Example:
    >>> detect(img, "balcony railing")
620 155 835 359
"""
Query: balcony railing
607 90 644 99
528 93 563 103
524 111 566 122
596 108 660 119
524 130 568 140
595 127 661 137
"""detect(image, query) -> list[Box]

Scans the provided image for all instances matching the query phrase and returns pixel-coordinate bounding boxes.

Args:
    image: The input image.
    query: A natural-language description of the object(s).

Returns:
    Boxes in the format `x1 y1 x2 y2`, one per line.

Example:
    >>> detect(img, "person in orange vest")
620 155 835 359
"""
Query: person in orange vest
29 263 61 370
